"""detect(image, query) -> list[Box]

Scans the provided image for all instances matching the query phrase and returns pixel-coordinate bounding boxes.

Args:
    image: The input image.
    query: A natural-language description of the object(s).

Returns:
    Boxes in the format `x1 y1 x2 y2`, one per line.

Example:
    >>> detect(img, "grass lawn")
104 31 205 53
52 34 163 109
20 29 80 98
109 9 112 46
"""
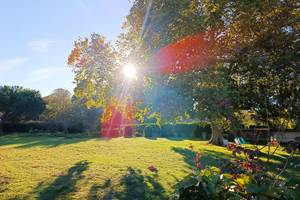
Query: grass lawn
0 134 299 200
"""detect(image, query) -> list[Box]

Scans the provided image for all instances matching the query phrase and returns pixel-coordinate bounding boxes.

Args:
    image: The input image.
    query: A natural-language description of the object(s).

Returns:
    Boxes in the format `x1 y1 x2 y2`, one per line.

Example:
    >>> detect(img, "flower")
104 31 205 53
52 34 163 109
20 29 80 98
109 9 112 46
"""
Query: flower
188 143 194 150
196 162 202 169
242 162 252 171
148 165 157 172
227 143 236 151
193 151 203 169
195 152 203 159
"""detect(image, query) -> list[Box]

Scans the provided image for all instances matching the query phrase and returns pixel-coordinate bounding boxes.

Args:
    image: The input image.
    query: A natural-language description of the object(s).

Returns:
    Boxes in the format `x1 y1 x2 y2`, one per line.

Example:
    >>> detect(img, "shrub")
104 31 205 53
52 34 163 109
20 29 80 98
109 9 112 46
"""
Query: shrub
134 123 211 139
3 121 63 133
174 144 299 200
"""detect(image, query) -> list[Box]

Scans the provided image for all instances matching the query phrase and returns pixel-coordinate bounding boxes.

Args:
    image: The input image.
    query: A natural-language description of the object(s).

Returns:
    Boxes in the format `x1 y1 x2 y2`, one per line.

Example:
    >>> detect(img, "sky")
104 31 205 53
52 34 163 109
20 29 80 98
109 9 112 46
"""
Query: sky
0 0 131 96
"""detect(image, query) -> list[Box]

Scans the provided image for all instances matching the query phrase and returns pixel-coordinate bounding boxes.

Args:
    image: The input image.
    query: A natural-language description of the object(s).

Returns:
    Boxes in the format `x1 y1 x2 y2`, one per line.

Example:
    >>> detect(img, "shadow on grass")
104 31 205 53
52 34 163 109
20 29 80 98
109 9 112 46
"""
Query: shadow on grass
167 137 206 141
0 174 10 194
35 161 89 200
171 146 228 169
88 167 168 200
0 134 91 148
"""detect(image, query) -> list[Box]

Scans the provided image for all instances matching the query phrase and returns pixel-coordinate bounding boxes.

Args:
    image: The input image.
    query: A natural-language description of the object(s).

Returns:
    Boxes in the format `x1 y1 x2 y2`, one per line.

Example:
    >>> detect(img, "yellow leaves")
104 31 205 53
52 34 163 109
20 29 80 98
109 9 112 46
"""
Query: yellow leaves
235 174 250 188
200 166 221 177
86 99 96 109
68 47 81 65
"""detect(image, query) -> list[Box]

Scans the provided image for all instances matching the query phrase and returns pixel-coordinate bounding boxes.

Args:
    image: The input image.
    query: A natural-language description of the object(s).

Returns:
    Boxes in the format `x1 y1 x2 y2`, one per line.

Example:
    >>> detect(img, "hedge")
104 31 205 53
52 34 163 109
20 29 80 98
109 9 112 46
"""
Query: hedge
134 123 211 139
3 121 212 139
2 121 84 134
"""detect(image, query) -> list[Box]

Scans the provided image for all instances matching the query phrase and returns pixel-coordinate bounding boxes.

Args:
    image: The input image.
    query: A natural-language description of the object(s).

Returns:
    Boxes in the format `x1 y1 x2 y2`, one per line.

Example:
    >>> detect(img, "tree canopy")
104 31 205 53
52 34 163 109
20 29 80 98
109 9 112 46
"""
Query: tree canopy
68 33 118 108
0 86 45 134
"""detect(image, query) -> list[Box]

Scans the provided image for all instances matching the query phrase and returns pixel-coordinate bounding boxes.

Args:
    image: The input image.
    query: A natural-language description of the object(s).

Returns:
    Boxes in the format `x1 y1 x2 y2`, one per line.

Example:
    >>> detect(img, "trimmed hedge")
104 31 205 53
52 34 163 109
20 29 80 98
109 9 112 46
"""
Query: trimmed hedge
2 121 84 134
135 123 211 139
3 121 211 139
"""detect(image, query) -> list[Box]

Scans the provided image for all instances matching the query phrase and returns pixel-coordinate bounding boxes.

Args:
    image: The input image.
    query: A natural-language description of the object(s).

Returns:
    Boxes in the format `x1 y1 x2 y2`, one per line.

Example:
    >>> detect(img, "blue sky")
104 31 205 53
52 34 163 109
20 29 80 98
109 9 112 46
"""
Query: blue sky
0 0 131 96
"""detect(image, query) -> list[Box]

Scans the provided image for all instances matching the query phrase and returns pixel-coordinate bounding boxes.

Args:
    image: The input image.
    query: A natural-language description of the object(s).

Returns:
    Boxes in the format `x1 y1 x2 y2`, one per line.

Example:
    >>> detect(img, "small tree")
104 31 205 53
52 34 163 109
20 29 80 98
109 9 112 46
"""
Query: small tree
42 88 72 132
0 86 45 134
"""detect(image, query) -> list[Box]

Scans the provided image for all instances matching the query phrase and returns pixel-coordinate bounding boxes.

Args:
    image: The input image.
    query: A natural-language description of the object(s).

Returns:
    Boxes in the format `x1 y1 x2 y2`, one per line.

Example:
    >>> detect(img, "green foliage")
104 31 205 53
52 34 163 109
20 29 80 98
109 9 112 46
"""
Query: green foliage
203 0 300 126
0 86 45 133
68 34 118 108
42 89 102 133
175 144 299 200
2 121 65 133
134 123 211 139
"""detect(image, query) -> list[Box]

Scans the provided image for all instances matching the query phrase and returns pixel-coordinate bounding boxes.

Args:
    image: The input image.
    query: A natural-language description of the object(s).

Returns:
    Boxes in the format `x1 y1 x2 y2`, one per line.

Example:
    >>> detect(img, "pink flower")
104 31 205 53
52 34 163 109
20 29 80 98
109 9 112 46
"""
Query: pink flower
196 162 203 169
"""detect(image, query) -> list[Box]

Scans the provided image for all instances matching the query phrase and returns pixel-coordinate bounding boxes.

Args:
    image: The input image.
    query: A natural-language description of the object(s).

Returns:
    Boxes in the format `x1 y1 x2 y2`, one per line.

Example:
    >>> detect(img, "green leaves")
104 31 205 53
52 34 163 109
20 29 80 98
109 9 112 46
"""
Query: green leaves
0 86 45 122
68 34 118 108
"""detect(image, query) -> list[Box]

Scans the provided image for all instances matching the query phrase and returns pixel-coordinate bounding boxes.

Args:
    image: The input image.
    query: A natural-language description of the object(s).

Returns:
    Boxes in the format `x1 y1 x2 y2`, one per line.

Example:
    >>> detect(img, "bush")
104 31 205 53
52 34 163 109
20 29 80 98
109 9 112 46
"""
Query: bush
135 123 211 139
3 121 62 133
2 121 85 134
174 144 299 200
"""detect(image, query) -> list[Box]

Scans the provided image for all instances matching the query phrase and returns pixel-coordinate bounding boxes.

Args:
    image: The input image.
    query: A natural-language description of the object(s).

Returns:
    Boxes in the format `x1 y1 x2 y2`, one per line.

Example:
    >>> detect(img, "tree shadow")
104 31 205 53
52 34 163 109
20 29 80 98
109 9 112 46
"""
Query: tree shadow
88 179 113 200
0 134 91 148
35 161 89 200
88 167 168 200
165 137 205 141
0 173 10 194
171 146 228 170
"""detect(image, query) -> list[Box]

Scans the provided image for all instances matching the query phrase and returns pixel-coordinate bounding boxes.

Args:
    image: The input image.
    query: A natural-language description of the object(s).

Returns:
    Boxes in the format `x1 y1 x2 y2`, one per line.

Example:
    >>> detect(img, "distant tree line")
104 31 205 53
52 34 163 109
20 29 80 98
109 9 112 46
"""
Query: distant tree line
0 86 101 135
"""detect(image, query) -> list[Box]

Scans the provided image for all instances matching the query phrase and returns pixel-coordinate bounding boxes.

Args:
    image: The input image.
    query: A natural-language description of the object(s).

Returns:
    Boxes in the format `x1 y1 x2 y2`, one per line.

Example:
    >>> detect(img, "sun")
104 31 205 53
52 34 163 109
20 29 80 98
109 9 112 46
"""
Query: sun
123 63 137 79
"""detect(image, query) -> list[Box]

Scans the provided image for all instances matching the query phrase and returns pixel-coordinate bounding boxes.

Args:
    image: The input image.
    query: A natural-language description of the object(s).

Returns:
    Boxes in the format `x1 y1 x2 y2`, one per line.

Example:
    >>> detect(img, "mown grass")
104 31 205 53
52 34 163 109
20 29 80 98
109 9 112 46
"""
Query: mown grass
0 134 299 199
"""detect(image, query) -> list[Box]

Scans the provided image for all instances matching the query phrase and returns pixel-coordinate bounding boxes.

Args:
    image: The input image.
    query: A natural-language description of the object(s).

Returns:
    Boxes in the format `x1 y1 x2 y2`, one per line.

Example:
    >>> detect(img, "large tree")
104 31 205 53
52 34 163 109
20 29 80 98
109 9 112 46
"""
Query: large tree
118 0 237 144
0 86 45 134
203 0 300 129
120 0 300 144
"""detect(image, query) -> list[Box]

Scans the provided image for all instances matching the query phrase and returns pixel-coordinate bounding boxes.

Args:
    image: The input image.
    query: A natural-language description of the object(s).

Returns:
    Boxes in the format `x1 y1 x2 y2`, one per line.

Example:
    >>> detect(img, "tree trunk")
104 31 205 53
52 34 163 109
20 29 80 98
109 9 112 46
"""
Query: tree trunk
208 123 224 145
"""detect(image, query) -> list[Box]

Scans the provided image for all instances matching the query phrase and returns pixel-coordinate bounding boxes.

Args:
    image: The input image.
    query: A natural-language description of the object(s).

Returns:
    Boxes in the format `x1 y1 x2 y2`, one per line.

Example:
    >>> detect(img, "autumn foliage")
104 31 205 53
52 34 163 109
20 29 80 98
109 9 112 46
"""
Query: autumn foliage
101 97 136 138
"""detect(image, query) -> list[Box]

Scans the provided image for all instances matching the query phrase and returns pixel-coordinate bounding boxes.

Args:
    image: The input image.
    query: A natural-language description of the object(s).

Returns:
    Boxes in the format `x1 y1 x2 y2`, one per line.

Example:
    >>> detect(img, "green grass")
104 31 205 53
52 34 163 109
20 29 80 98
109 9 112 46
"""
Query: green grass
0 134 299 200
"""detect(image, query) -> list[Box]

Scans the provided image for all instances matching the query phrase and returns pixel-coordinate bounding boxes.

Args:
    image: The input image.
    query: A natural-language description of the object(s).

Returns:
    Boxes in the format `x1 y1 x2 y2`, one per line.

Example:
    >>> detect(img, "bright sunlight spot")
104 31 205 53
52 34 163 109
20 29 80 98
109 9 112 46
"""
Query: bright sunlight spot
123 63 137 79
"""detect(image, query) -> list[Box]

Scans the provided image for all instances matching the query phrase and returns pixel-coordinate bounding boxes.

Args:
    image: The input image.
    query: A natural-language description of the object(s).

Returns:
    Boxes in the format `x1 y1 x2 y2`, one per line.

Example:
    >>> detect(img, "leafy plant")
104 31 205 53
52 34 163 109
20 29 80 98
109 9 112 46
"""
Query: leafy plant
174 144 298 200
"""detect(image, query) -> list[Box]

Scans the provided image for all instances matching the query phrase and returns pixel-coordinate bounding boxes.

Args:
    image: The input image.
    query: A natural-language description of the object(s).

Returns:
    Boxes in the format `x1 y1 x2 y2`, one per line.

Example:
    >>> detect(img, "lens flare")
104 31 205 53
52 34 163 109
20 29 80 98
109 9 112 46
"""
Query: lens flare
152 31 215 74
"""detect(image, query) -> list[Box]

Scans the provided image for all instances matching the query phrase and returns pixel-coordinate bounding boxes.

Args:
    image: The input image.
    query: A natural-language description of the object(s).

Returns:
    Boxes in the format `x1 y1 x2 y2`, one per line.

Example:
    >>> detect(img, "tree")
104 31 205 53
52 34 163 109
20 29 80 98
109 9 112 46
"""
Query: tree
68 33 118 108
119 0 236 144
42 88 72 131
203 0 300 130
42 89 102 133
117 0 205 119
0 86 45 134
121 0 300 144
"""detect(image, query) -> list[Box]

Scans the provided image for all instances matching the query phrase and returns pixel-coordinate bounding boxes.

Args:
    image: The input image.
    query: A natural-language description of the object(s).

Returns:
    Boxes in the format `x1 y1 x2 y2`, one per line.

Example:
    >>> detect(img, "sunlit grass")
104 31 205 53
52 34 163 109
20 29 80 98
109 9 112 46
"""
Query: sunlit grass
0 134 299 199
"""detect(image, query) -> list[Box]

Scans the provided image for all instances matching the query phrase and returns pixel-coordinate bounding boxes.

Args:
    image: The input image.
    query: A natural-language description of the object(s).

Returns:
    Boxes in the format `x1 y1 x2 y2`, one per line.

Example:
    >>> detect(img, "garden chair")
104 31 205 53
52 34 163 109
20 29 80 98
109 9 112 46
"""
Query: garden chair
239 137 247 144
234 137 247 145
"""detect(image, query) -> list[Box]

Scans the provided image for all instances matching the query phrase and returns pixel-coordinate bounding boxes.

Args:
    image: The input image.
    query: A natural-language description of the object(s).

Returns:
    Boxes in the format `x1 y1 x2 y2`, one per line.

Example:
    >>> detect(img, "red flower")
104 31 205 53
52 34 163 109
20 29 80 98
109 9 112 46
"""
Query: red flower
227 143 236 151
242 162 252 171
148 165 157 172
